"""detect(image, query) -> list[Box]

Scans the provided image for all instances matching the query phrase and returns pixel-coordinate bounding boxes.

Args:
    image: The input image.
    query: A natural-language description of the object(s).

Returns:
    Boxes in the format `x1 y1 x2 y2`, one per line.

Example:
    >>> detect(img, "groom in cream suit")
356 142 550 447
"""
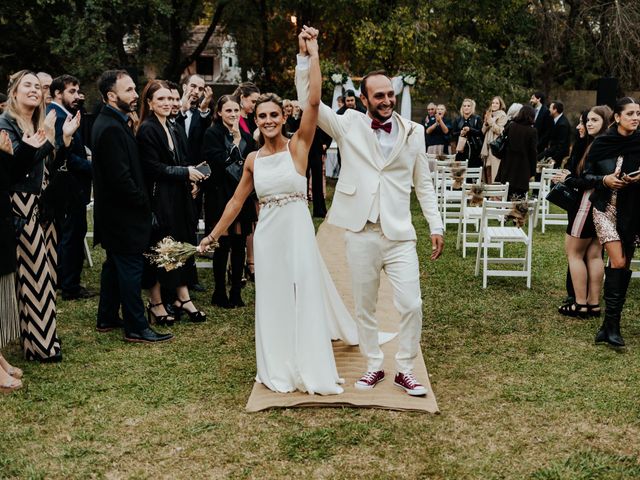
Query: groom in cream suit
296 29 444 396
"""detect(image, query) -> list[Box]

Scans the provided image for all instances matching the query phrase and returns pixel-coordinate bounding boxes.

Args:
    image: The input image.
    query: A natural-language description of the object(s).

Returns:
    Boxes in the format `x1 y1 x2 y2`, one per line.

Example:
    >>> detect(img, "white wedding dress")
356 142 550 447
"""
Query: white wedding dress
252 142 358 395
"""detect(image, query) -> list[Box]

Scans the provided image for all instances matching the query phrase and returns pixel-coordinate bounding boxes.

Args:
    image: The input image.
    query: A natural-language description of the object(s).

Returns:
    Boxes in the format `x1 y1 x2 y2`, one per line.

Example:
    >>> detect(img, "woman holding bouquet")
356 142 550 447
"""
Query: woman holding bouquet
199 28 358 395
137 80 207 324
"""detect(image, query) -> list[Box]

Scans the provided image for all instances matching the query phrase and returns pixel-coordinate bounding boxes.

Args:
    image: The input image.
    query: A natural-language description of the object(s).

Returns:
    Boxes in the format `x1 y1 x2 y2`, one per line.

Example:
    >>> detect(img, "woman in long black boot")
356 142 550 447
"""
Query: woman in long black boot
202 95 257 308
583 97 640 347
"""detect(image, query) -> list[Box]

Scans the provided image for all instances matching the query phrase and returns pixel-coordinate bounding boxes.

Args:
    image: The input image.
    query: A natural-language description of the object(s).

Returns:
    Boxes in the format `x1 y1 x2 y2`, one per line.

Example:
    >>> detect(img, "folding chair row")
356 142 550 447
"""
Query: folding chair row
538 168 568 233
439 166 481 230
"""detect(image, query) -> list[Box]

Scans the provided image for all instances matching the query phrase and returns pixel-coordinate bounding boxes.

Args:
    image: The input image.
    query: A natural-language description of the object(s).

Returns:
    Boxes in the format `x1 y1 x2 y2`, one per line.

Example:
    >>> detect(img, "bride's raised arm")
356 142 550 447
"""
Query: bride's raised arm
290 29 320 174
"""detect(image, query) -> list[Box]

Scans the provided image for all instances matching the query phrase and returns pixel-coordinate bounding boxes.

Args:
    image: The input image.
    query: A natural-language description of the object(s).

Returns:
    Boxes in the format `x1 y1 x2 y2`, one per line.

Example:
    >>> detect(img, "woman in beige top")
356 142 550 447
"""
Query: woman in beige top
481 96 508 182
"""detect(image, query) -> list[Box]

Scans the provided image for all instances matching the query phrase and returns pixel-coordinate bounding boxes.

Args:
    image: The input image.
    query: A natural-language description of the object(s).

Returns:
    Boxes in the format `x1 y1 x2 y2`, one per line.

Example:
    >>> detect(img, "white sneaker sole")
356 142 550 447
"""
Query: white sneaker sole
394 381 427 396
354 377 384 390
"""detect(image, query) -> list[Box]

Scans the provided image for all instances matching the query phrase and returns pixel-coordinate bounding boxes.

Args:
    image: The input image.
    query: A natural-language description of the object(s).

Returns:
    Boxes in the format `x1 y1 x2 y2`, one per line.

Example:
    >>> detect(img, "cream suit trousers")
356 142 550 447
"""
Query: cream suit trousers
345 223 423 373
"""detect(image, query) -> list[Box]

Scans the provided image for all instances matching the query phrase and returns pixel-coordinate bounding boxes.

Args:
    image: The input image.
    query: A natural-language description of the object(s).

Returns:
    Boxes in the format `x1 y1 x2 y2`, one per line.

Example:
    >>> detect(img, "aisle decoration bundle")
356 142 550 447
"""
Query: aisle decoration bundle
506 197 530 227
468 184 485 206
145 237 218 271
451 162 467 189
536 157 555 173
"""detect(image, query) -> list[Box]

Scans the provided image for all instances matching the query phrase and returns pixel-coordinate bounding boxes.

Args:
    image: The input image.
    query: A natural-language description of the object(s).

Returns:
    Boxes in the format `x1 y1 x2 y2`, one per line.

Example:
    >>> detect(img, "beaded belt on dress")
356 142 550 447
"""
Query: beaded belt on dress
258 192 307 208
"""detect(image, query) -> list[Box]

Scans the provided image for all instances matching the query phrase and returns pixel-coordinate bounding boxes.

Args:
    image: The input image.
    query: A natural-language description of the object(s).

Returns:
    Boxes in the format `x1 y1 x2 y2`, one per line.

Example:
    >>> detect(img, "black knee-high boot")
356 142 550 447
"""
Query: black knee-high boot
595 267 631 347
229 235 246 307
211 237 231 308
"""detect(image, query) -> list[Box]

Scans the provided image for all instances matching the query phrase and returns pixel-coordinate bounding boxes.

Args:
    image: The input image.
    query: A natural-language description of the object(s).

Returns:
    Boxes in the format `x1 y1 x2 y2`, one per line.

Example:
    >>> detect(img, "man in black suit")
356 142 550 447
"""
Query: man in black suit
530 91 553 153
538 100 571 167
48 75 94 300
91 69 173 343
175 75 213 292
307 127 332 218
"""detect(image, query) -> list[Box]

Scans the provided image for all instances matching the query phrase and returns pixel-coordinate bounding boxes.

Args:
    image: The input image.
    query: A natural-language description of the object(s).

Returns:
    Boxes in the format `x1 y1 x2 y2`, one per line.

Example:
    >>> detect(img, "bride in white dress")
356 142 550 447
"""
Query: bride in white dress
199 31 357 395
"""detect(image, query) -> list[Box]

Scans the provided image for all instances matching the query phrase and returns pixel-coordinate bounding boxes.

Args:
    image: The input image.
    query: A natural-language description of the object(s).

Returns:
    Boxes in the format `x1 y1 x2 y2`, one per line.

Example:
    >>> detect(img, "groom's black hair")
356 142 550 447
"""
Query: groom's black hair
360 70 390 100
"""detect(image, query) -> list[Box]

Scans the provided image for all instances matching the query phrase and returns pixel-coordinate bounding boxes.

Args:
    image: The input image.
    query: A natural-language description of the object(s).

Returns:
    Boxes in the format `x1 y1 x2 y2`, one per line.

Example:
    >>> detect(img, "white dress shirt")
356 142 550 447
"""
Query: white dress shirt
368 116 397 222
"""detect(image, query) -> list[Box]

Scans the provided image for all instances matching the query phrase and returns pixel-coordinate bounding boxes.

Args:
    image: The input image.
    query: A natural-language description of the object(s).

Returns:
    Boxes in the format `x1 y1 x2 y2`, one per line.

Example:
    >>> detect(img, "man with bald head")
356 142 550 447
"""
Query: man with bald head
296 28 443 396
37 72 53 105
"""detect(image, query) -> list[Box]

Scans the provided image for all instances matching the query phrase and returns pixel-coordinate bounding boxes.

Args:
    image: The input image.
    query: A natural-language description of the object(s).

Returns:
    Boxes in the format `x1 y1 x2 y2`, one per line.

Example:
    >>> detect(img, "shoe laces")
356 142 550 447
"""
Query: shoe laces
362 371 380 382
401 372 420 387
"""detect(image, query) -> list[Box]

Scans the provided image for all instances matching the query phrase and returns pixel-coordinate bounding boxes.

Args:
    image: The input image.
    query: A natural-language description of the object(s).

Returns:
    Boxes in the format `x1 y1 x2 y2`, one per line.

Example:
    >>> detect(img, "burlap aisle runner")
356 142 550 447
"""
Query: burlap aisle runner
245 221 439 413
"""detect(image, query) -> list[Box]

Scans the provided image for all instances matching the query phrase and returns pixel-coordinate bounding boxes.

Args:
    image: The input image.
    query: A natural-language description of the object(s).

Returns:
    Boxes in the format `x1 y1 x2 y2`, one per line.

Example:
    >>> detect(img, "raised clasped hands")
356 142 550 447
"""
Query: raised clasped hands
298 25 319 56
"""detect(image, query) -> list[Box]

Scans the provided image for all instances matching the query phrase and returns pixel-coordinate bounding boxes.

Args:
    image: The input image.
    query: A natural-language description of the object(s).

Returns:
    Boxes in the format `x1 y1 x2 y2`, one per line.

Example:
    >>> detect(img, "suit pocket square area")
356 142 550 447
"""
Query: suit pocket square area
335 181 356 195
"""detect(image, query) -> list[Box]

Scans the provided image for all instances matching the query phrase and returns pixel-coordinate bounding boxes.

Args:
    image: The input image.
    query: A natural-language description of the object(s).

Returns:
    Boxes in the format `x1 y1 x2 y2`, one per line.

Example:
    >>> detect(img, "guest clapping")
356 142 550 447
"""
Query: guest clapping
0 70 79 361
425 103 451 155
481 96 508 182
452 98 483 167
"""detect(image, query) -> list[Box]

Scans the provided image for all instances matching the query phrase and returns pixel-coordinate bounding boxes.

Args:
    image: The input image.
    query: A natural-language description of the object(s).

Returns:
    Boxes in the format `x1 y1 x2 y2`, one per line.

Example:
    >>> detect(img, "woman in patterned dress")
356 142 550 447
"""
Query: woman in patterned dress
583 97 640 348
0 70 80 362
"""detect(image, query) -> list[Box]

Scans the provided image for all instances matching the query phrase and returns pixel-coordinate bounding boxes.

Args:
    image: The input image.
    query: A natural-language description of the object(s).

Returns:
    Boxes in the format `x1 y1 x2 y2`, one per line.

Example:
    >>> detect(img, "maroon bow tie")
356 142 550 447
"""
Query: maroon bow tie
371 118 392 134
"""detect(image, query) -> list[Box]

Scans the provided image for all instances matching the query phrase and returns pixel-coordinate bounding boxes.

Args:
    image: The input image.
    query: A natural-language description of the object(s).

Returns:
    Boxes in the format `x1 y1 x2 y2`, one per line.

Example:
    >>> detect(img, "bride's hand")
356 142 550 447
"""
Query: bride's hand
306 37 319 57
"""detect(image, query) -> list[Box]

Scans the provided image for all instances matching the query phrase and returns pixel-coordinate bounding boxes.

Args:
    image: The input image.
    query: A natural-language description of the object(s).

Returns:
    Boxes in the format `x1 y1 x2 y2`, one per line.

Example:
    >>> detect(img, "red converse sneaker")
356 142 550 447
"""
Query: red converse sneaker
355 370 385 390
394 372 427 396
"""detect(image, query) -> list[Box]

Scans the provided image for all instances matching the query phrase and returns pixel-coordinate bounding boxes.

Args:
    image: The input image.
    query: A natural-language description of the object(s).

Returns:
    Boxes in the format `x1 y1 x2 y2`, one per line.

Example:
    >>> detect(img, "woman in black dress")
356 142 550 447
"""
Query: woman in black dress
452 98 483 168
582 97 640 347
555 105 612 318
202 95 257 308
137 80 207 324
495 105 538 199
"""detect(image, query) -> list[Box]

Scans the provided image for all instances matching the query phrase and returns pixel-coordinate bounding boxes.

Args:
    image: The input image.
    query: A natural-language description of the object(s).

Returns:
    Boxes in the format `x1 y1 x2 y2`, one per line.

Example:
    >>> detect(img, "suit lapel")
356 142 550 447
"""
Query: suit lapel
383 113 409 167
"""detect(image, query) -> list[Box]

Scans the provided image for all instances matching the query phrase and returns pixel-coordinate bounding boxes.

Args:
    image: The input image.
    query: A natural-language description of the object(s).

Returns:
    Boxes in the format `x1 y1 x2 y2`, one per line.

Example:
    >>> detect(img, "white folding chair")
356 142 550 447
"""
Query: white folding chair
475 199 538 288
539 168 568 233
433 160 465 212
440 165 480 230
456 183 509 257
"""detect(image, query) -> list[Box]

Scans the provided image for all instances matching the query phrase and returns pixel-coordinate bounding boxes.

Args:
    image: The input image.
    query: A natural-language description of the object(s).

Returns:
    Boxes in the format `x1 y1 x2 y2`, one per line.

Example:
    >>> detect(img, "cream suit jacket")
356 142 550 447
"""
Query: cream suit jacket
295 63 443 241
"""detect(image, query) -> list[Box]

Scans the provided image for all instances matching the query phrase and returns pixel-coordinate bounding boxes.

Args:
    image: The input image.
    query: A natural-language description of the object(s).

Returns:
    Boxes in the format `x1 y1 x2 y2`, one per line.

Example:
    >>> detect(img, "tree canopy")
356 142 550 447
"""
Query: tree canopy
1 0 638 107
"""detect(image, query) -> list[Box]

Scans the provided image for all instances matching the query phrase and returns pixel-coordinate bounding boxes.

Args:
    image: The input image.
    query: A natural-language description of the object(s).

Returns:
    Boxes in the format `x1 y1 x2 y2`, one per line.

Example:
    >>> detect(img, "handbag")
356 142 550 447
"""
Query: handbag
489 121 510 160
455 135 467 153
545 182 579 211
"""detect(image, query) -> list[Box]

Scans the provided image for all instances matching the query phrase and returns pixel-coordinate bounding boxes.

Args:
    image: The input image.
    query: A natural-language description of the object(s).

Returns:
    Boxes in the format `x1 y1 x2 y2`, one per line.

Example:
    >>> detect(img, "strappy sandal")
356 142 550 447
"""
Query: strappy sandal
587 304 601 318
173 299 207 323
0 376 22 394
7 366 23 380
146 301 175 327
558 302 589 318
244 262 255 282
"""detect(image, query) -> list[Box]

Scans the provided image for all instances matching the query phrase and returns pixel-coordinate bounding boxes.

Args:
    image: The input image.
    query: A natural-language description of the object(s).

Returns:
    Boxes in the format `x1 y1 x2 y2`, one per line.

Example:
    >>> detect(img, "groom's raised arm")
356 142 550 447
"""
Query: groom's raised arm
295 55 346 141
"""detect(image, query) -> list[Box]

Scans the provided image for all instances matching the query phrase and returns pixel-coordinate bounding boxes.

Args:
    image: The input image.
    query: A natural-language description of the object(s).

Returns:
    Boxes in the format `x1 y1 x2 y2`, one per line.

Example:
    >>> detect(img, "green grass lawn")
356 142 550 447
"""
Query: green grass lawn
1 181 640 479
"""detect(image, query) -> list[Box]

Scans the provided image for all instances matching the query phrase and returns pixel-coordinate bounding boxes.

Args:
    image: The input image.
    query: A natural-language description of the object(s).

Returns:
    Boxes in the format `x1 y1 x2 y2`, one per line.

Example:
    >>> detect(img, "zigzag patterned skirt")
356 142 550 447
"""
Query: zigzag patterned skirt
11 191 61 361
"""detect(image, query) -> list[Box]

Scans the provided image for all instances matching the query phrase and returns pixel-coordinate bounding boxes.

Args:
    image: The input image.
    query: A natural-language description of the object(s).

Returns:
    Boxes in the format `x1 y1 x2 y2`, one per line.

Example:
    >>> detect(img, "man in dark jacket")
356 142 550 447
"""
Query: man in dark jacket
530 91 554 153
48 75 94 300
91 69 173 343
538 100 571 167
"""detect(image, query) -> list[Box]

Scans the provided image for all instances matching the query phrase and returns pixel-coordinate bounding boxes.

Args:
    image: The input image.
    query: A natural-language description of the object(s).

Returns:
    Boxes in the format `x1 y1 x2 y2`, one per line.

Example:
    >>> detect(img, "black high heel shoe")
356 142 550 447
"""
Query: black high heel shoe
147 302 175 326
173 299 207 323
244 262 255 282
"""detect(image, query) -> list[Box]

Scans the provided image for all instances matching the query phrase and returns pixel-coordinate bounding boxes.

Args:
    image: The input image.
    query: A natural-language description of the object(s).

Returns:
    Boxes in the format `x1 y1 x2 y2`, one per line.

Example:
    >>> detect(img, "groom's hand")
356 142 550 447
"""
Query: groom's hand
430 234 444 260
298 30 311 55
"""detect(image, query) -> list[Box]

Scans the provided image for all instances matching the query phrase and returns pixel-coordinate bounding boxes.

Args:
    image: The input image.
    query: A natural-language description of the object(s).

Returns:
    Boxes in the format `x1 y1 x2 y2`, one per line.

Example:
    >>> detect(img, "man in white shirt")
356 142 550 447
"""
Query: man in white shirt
296 28 444 396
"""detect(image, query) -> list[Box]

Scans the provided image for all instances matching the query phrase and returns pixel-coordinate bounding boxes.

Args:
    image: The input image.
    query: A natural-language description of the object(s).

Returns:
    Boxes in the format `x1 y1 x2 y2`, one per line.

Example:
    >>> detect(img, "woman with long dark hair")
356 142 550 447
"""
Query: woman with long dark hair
582 97 640 347
0 70 80 362
202 95 257 307
495 105 538 199
555 105 612 317
137 80 207 324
